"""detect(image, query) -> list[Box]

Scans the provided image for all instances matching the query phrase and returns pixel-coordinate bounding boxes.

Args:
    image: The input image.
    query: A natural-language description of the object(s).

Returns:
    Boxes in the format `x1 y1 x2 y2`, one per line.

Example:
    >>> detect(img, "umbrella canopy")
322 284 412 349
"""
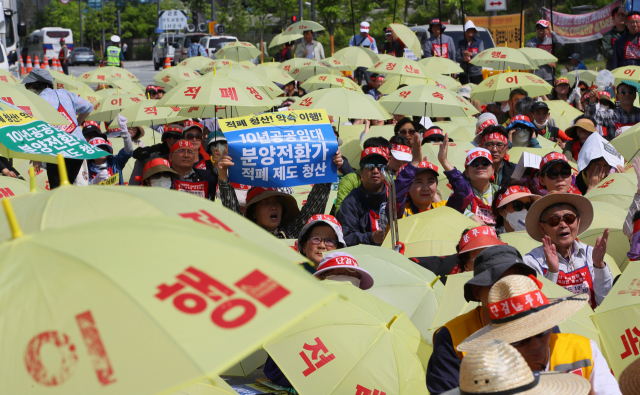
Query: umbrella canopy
0 69 19 85
420 142 476 186
545 100 584 131
282 20 325 35
264 280 431 395
0 206 335 394
428 272 479 342
199 59 248 74
382 206 479 257
432 122 475 142
417 57 464 74
432 74 462 90
566 69 598 87
214 42 261 62
107 77 145 94
498 231 543 257
78 66 138 83
470 72 552 102
470 47 538 71
518 47 558 67
612 122 640 162
87 93 147 122
300 73 361 92
332 46 379 69
279 58 318 74
256 61 282 68
290 88 390 120
0 85 71 125
239 60 256 69
341 245 445 341
290 64 336 81
318 57 354 71
368 58 432 79
178 57 216 70
389 23 422 59
49 71 94 92
0 176 31 197
154 66 201 89
221 349 268 377
592 261 640 376
250 67 293 85
378 75 436 95
171 376 239 395
106 99 186 128
269 32 302 48
380 85 479 118
579 201 628 271
613 65 640 85
584 173 637 210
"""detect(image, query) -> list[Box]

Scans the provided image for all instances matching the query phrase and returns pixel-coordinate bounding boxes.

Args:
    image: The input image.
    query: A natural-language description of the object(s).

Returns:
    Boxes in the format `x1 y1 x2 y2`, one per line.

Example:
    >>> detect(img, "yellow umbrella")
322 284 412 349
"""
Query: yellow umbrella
178 57 216 70
107 99 187 129
546 100 584 131
154 66 201 89
78 66 138 84
566 70 598 87
239 60 256 69
378 75 436 95
171 376 239 395
283 20 325 35
199 59 248 74
300 73 362 92
592 261 640 376
221 348 268 377
368 57 433 79
499 231 542 257
332 46 379 69
470 72 552 102
584 173 637 210
0 175 32 197
107 77 145 94
380 84 479 118
428 272 479 344
389 23 422 59
256 61 282 68
87 92 147 122
613 66 640 85
250 67 294 85
268 32 303 48
518 47 558 67
417 57 464 74
431 122 474 142
432 73 462 90
214 42 261 62
289 88 390 120
0 84 70 125
264 280 432 395
288 61 335 81
0 69 19 85
278 58 318 74
340 245 445 341
318 57 354 71
470 47 538 71
0 199 335 394
336 124 365 166
579 201 626 274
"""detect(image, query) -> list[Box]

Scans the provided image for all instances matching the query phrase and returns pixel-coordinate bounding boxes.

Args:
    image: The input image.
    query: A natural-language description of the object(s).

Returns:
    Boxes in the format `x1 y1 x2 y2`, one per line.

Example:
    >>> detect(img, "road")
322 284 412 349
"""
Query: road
68 60 158 87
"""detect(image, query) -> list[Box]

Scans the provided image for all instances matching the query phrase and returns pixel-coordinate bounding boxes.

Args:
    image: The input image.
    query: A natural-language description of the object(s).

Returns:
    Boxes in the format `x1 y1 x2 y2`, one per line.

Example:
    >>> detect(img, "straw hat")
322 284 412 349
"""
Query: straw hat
620 357 640 395
443 340 591 395
565 118 596 140
525 193 593 242
457 275 589 352
495 185 541 209
244 187 300 224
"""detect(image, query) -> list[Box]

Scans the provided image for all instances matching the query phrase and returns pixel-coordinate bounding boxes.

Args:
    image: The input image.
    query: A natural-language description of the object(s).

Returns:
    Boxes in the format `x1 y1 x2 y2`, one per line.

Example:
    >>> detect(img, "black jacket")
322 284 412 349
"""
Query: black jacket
132 142 170 161
336 185 387 246
410 254 459 284
499 160 517 186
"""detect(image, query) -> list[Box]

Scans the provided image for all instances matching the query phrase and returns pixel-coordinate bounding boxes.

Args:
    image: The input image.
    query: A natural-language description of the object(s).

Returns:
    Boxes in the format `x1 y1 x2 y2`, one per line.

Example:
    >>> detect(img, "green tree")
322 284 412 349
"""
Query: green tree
316 0 345 55
218 0 250 35
120 4 158 39
247 0 276 58
160 0 187 10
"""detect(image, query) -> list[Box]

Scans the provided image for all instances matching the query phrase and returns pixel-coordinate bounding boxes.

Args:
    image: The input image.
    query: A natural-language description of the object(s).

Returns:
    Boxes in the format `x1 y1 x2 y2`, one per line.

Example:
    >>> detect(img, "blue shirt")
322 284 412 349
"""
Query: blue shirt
187 43 207 58
574 61 587 70
349 34 378 53
39 88 93 142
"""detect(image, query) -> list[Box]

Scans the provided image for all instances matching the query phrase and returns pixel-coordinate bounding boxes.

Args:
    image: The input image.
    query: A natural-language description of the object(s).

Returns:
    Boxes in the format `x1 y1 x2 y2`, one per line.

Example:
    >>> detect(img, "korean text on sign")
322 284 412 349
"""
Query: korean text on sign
221 110 339 188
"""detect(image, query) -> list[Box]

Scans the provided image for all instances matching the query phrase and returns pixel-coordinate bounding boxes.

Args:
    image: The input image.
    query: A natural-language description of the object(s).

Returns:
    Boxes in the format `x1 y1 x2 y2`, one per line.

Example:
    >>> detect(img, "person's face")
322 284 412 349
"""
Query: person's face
144 171 175 186
532 108 549 125
361 160 385 190
171 146 196 169
431 25 441 37
555 84 569 96
587 157 611 174
371 119 385 126
513 329 553 372
302 225 339 265
499 197 534 218
386 34 393 43
397 122 416 137
165 134 180 148
184 127 203 151
409 171 438 208
304 31 313 43
540 163 572 193
535 26 547 39
538 204 580 251
465 29 476 40
508 94 525 113
482 138 507 163
129 127 139 139
254 196 283 231
629 18 640 35
465 157 494 182
615 11 627 25
576 128 592 144
463 247 486 272
570 59 579 66
486 103 504 116
317 267 361 280
388 155 407 171
284 83 295 94
618 85 637 106
371 78 383 89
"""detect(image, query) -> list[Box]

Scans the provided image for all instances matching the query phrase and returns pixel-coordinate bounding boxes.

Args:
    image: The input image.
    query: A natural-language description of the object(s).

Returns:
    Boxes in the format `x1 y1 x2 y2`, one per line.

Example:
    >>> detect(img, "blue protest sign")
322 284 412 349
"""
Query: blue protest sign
220 110 339 188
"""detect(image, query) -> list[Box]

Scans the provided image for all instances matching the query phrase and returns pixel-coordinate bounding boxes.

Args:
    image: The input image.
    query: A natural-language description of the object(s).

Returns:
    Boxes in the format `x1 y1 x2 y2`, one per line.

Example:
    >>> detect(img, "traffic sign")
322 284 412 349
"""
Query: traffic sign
485 0 506 11
158 10 188 31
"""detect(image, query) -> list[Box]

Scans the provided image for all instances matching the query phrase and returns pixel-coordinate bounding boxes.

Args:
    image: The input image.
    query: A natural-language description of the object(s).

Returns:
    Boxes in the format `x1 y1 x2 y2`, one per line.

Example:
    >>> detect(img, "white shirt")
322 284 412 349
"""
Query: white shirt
544 340 621 395
305 42 315 59
524 241 613 307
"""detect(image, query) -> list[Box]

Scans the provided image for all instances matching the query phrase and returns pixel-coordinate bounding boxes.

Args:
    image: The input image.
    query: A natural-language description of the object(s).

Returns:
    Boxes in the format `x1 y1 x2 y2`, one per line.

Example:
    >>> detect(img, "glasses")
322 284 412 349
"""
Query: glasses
579 88 587 93
398 128 416 135
362 163 386 171
511 200 533 212
309 236 338 248
544 167 572 180
469 159 492 168
184 132 203 140
511 329 552 347
619 89 637 96
484 142 507 149
541 213 578 227
174 149 196 156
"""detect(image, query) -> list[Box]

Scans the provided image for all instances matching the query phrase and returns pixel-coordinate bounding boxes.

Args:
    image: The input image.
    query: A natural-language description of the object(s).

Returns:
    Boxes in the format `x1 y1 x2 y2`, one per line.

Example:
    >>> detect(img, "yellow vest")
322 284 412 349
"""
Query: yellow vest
439 306 486 360
549 333 594 380
401 200 448 218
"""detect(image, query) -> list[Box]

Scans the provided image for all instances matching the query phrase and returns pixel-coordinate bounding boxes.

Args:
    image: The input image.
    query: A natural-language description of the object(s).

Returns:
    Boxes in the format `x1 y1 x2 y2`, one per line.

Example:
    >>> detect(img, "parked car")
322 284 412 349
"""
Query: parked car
410 24 496 59
152 33 183 70
68 47 95 66
200 35 238 58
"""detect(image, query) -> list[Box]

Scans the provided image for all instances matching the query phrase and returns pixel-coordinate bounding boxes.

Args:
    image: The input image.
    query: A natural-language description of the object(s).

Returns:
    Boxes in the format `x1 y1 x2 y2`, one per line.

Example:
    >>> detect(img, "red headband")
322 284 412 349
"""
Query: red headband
83 120 100 129
306 214 341 227
184 120 204 131
170 140 194 154
88 138 111 147
540 152 569 168
482 132 507 144
361 147 389 160
476 119 497 135
143 158 172 175
598 91 612 99
495 185 533 208
423 128 443 138
417 160 439 173
246 187 278 203
318 254 359 270
629 14 640 20
536 19 549 27
465 148 493 166
374 76 385 81
511 114 531 123
489 276 549 321
391 144 412 154
165 126 183 134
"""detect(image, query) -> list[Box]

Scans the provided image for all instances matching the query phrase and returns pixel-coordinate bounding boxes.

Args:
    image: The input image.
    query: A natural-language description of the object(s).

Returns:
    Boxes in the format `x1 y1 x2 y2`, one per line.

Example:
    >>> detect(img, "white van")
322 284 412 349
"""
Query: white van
27 27 74 63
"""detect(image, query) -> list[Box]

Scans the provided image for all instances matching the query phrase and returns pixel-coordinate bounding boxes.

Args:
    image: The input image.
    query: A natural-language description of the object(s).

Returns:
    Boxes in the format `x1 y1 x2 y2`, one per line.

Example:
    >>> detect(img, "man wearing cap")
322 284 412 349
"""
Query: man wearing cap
22 68 93 188
456 275 621 395
422 126 446 143
531 101 568 146
295 30 325 60
59 38 69 75
362 73 384 101
169 140 218 200
456 21 484 85
104 35 124 68
523 193 613 309
569 53 587 70
526 20 565 86
86 114 134 185
613 11 640 69
129 123 184 185
587 81 640 139
603 6 627 70
146 85 165 100
552 77 582 110
182 120 210 171
141 158 178 188
475 125 515 187
423 19 456 62
426 245 537 394
349 21 378 53
382 27 403 57
502 88 528 126
506 115 542 148
538 152 578 194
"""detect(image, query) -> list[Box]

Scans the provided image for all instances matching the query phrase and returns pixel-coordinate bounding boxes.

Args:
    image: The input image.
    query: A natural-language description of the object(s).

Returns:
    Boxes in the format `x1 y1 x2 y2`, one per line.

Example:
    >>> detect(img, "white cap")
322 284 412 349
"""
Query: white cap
110 35 121 43
458 85 472 99
464 20 477 33
360 21 370 33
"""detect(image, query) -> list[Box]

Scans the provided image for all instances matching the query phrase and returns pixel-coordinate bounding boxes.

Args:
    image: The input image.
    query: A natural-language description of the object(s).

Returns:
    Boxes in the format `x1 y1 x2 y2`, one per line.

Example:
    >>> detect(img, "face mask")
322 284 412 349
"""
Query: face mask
512 129 530 147
505 209 528 231
533 118 548 129
150 176 172 189
325 275 361 288
215 142 227 153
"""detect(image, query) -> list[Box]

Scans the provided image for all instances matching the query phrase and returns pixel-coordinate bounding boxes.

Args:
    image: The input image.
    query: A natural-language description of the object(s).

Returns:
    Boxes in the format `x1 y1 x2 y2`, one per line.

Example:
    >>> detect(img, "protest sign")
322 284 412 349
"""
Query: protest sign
0 111 109 164
577 132 624 173
220 110 339 188
543 2 622 43
511 151 542 180
467 14 524 49
99 173 120 186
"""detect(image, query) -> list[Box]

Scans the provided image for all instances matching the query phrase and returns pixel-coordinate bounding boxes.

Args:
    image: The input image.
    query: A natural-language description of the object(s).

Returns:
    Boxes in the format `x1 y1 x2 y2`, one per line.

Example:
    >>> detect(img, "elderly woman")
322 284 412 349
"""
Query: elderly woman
297 214 346 268
538 152 579 194
523 193 613 308
492 182 541 234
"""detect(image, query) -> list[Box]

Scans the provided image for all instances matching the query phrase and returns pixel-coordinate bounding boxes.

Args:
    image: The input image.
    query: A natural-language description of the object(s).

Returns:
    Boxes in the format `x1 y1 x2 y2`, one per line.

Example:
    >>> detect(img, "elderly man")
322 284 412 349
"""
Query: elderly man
524 193 613 309
363 73 384 100
423 18 456 61
603 6 627 70
526 20 565 86
295 30 325 60
474 125 514 186
531 101 568 145
456 20 484 84
22 68 93 188
613 11 640 69
348 21 378 53
170 140 218 200
586 80 640 139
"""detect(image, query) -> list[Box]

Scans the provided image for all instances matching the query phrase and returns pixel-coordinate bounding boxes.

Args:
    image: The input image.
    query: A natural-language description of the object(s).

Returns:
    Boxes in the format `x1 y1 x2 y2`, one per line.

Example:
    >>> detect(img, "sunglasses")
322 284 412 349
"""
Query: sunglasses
541 213 578 227
511 200 533 212
399 128 417 135
309 236 338 248
483 142 507 149
511 329 552 347
149 171 174 180
544 167 572 180
173 149 196 156
184 132 203 140
619 89 637 96
362 163 386 171
469 159 492 168
579 88 587 93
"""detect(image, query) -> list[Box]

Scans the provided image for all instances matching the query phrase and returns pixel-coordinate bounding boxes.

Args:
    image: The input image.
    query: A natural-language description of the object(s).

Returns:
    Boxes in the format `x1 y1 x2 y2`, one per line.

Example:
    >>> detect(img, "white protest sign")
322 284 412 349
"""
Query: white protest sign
511 151 542 180
577 132 624 172
404 48 418 61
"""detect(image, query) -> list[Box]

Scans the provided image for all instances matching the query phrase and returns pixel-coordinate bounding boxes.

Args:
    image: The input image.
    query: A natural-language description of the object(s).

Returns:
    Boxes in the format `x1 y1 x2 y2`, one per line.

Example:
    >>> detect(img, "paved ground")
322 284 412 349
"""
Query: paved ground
68 60 158 87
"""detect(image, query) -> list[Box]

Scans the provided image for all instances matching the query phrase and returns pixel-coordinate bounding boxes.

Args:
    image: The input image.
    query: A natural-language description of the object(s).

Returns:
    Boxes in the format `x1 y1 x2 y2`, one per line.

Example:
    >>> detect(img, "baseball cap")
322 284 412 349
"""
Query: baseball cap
531 101 549 113
88 137 113 154
360 147 389 167
360 21 370 33
21 68 54 87
476 113 498 136
297 214 346 252
554 78 570 87
465 147 493 166
506 115 535 131
391 143 412 162
183 120 204 134
539 152 571 175
161 124 184 142
416 160 440 177
536 19 550 28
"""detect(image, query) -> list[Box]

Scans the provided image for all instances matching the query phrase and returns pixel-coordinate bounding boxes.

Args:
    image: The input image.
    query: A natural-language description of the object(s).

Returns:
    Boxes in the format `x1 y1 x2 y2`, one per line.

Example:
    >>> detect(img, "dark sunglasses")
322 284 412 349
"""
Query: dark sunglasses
579 88 587 93
470 159 492 168
309 236 338 248
619 89 637 96
544 167 572 180
362 163 386 171
149 171 174 180
541 213 578 227
511 329 552 347
511 200 533 212
399 128 417 135
184 132 203 140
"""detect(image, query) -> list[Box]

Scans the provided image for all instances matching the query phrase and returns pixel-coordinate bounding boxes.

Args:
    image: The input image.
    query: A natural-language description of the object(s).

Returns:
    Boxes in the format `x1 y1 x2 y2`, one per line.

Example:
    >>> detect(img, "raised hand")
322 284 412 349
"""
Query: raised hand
542 235 560 274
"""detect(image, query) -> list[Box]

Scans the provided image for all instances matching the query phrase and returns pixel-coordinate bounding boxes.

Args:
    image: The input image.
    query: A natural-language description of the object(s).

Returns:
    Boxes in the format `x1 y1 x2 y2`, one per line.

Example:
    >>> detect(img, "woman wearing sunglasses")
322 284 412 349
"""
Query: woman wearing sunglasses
492 182 541 234
538 152 579 195
459 147 499 226
182 120 210 171
524 193 613 309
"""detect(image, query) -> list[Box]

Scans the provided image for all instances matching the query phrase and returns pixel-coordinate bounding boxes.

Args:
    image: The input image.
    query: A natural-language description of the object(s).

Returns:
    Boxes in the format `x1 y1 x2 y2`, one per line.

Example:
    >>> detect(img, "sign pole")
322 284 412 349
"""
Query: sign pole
519 0 523 47
79 0 83 48
550 0 556 86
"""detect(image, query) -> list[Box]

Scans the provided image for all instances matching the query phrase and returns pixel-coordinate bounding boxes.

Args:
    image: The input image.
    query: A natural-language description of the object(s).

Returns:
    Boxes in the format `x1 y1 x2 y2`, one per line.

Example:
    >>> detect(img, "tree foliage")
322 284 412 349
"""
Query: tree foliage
218 0 250 35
